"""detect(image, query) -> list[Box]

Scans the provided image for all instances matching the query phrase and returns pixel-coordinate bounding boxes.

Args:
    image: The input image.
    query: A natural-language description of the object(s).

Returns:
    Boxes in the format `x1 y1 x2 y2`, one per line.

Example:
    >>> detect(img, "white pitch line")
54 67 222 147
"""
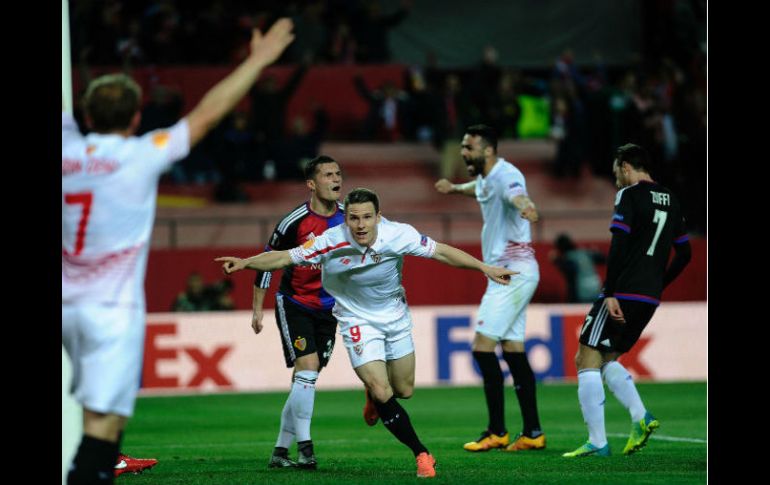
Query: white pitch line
607 432 706 444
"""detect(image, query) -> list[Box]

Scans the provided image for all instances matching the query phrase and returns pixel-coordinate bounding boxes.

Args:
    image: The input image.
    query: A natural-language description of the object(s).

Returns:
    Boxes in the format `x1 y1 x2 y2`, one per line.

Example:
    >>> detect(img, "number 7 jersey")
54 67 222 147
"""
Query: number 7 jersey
607 180 689 303
61 113 190 305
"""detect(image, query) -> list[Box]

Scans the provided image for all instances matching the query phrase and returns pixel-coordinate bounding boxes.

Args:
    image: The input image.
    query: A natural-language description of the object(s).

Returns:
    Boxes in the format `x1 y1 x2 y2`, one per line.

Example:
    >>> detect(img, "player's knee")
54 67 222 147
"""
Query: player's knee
368 382 394 403
393 384 413 399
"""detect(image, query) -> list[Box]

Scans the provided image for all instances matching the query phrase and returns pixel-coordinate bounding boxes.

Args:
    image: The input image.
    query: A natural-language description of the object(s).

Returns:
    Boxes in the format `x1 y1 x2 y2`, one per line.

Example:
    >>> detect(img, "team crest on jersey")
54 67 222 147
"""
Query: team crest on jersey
294 336 307 351
370 252 381 263
341 258 351 265
420 235 428 246
152 131 170 148
353 343 364 355
86 145 96 156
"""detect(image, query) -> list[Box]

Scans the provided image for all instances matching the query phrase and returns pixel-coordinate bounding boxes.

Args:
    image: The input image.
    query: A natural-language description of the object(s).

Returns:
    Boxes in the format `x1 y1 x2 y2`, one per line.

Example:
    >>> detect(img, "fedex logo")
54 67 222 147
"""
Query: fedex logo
436 313 651 381
142 323 233 389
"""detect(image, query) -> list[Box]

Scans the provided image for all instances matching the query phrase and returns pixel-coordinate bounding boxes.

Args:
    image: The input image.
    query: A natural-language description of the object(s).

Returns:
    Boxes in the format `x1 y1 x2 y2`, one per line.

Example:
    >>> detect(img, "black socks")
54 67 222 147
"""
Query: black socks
67 435 119 485
473 351 506 436
372 396 427 456
503 351 542 437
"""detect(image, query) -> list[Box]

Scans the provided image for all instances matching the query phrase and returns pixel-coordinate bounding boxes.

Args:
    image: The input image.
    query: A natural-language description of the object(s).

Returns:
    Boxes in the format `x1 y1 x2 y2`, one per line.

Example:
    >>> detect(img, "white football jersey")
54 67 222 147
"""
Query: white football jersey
475 158 537 271
289 218 437 326
61 113 190 305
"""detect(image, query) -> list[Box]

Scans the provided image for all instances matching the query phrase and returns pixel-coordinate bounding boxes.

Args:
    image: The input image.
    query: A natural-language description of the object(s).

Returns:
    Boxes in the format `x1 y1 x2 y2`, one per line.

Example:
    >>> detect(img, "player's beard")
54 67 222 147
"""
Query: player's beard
464 156 485 177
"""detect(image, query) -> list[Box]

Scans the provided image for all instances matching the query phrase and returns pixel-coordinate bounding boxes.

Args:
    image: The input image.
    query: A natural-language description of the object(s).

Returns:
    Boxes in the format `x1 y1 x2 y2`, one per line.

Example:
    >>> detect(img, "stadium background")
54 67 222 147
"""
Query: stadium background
62 0 707 483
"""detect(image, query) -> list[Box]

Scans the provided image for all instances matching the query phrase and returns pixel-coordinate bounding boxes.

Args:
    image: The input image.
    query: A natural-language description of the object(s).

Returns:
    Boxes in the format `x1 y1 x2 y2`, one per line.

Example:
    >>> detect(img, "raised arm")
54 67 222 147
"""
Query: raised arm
186 18 295 147
216 250 293 274
432 242 516 285
434 179 477 197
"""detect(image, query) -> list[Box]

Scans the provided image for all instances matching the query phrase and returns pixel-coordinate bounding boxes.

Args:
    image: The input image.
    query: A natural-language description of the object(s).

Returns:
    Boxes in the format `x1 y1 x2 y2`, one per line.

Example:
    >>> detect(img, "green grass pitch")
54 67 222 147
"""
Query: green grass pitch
120 382 706 484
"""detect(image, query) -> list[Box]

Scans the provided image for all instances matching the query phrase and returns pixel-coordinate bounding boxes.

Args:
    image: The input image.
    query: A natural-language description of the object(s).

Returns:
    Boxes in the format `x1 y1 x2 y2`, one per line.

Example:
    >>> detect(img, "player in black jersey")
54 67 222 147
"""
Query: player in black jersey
563 144 691 458
253 155 343 469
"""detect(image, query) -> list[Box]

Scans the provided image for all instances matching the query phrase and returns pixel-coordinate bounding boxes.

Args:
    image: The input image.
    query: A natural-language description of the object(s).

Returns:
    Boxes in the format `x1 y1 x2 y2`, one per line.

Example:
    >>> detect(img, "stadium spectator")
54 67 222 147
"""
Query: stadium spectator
563 143 691 458
62 19 295 485
216 187 515 478
550 233 605 303
172 273 235 311
351 0 412 63
252 155 344 470
353 75 408 141
434 124 546 453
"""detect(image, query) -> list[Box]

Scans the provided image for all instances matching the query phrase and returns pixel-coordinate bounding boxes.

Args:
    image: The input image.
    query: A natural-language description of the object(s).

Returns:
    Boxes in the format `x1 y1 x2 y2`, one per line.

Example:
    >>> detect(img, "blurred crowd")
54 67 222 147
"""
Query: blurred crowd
70 0 705 234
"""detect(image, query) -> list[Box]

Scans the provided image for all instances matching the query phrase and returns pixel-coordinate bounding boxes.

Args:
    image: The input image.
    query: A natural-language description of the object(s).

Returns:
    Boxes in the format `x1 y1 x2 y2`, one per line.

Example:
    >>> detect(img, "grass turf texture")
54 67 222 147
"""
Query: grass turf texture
120 382 706 484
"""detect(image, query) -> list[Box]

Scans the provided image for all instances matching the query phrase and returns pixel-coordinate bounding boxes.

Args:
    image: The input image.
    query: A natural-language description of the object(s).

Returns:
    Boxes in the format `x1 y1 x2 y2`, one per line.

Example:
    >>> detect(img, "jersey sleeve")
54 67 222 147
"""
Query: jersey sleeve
672 213 689 245
136 119 191 173
254 220 295 289
389 223 437 258
288 233 341 266
609 188 634 234
502 170 528 204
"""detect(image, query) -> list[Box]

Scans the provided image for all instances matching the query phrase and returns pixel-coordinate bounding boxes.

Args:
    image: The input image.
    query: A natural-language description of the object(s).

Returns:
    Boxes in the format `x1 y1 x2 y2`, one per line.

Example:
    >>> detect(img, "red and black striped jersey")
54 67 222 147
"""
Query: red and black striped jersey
602 181 689 304
255 201 345 311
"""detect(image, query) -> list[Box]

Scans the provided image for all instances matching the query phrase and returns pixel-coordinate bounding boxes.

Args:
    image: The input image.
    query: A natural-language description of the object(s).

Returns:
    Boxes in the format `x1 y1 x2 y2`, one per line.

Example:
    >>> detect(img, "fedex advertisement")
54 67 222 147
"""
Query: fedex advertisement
137 303 706 395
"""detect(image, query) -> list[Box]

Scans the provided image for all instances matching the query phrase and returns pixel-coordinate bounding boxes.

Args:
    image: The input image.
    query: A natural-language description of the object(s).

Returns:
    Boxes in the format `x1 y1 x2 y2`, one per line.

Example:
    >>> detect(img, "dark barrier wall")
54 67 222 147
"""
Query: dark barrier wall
146 238 706 312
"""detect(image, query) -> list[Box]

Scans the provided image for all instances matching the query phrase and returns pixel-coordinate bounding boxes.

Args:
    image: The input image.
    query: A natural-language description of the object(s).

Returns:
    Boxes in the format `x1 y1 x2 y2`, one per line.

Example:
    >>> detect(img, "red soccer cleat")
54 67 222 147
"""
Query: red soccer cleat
114 453 158 477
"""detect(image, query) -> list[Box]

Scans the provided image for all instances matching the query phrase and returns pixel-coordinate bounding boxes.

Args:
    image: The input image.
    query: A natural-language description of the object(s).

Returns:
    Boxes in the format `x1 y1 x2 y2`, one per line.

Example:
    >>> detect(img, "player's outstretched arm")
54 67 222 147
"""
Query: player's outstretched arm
435 179 476 197
431 242 516 284
216 250 293 275
186 18 295 147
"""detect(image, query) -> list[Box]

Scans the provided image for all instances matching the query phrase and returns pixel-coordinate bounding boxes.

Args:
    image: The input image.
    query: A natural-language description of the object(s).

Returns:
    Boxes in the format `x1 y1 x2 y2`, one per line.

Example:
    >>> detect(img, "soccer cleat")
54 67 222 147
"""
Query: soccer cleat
363 389 379 426
297 452 317 470
623 411 660 455
114 453 158 477
562 441 611 458
415 452 436 478
267 454 297 468
503 433 546 451
462 430 510 451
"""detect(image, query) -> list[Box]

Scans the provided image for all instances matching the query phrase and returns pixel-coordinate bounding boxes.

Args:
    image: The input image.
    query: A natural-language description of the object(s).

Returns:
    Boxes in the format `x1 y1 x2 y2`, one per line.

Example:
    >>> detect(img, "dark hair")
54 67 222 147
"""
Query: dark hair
555 233 576 253
615 143 651 173
304 155 339 180
465 124 498 151
344 187 380 213
84 73 142 132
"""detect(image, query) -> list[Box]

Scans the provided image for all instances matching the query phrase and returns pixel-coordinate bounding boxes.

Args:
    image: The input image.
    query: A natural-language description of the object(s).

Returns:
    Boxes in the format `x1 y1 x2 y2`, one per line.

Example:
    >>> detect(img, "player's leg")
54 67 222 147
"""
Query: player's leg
463 284 509 451
500 274 544 451
271 295 321 468
63 303 144 484
599 301 659 455
563 300 612 457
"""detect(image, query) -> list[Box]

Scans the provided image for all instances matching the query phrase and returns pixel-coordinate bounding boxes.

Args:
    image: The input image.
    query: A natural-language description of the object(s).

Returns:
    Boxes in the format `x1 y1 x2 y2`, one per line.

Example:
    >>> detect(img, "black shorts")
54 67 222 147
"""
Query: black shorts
275 294 337 368
578 298 657 353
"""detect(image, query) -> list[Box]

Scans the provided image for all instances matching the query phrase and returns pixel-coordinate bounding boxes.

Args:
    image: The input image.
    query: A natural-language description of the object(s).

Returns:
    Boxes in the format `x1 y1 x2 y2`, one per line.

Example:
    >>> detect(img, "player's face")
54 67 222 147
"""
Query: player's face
613 160 628 188
310 162 343 202
345 202 380 246
461 134 486 177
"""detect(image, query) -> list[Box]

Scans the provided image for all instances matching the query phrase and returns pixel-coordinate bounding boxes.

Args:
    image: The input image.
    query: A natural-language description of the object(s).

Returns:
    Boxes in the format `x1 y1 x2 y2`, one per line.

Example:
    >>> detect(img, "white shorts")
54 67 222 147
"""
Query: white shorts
475 273 539 342
61 303 145 417
340 314 415 369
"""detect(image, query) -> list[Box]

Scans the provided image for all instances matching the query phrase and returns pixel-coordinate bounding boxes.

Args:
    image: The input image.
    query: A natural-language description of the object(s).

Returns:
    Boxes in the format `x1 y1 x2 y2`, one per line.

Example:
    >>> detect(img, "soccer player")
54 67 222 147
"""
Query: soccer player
562 143 691 457
62 19 295 485
434 124 546 452
253 155 343 469
216 188 516 478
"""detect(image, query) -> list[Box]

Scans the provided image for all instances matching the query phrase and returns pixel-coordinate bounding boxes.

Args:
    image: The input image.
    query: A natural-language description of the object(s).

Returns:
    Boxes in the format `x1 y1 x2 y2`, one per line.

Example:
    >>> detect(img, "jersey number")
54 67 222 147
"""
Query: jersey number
64 192 93 255
646 209 668 256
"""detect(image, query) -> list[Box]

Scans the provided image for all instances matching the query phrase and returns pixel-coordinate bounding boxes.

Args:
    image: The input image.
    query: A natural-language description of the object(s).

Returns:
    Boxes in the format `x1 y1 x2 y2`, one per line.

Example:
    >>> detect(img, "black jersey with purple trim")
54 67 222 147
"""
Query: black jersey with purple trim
255 201 345 311
602 181 688 304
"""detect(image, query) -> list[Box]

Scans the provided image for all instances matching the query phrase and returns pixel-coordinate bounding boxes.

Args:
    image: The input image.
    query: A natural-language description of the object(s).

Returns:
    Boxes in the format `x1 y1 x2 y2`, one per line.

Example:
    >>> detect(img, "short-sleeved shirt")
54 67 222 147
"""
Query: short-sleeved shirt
62 113 190 305
288 218 437 325
255 201 345 311
475 158 537 272
605 180 688 304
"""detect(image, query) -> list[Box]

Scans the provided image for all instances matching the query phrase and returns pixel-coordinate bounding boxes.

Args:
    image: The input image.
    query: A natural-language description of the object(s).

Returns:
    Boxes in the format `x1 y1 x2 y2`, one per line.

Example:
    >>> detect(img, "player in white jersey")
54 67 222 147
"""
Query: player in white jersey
62 19 295 485
434 124 546 453
216 188 515 478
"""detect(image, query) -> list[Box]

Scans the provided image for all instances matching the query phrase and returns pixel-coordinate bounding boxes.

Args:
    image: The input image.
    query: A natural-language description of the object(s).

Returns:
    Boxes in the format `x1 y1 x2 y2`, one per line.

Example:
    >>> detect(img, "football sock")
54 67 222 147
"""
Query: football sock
67 435 119 485
602 360 646 422
577 368 607 447
373 396 428 456
289 370 318 442
275 397 295 448
503 351 543 437
472 351 506 435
